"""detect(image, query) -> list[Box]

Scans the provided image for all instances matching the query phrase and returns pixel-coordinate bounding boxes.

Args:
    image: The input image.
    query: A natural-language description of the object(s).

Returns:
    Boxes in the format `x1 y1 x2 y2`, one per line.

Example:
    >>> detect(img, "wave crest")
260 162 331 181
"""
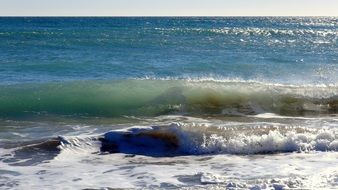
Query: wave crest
0 79 338 117
101 123 338 155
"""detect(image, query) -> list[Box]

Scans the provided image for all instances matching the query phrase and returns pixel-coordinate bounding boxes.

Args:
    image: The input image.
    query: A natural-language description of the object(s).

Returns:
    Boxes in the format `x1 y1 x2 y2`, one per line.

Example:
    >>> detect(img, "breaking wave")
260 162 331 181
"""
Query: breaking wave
0 79 338 118
4 121 338 160
99 123 338 156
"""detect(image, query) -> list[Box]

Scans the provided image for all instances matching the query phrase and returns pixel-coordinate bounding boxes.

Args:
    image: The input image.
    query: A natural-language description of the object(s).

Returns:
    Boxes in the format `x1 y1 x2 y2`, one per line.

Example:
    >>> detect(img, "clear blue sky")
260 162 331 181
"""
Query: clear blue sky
1 0 338 16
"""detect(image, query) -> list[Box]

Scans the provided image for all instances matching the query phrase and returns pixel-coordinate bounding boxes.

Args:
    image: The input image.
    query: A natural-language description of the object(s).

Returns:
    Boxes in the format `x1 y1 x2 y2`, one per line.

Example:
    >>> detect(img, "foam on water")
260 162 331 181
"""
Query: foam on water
2 141 338 189
1 115 338 189
100 122 338 155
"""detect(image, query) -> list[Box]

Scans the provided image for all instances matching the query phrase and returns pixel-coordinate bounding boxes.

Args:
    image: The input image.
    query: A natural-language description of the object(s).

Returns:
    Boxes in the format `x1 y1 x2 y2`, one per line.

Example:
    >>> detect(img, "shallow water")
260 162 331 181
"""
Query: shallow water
0 17 338 189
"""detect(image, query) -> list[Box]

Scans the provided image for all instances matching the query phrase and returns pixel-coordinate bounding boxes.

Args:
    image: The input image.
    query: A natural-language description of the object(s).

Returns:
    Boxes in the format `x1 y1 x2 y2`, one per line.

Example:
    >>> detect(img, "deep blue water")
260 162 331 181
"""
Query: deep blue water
0 17 337 85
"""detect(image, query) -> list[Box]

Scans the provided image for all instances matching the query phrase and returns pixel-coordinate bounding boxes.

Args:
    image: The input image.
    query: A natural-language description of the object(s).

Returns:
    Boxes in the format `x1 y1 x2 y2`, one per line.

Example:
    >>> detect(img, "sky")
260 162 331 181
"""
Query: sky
0 0 338 16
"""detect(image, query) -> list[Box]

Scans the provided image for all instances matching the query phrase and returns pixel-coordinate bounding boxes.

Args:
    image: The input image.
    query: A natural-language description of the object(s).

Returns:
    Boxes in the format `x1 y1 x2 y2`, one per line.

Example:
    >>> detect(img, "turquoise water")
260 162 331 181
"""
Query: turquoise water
1 17 338 189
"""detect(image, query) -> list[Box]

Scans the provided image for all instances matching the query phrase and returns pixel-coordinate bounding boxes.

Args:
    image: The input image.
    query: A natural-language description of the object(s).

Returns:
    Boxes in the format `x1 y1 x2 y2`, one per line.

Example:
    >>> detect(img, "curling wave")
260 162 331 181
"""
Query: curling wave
0 79 338 117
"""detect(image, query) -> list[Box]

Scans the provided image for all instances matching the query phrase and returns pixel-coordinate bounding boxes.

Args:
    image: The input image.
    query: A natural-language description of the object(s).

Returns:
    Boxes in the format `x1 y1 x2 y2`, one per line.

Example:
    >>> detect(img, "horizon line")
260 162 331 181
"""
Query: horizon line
1 15 337 17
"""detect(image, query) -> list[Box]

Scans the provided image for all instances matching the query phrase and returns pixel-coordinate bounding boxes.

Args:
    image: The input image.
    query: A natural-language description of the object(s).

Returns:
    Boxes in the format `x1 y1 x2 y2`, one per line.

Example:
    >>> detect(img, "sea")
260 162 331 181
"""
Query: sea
0 17 338 189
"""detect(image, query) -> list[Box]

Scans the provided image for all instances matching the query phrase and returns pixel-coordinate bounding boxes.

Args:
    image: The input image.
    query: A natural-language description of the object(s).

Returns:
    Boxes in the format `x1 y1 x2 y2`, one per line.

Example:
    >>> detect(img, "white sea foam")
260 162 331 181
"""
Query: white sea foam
1 116 338 189
137 76 338 87
1 146 338 189
101 122 338 155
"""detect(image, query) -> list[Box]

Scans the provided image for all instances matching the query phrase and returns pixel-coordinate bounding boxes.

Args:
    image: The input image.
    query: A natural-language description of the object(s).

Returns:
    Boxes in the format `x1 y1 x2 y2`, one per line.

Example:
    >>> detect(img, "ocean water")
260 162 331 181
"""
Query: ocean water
0 17 338 189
